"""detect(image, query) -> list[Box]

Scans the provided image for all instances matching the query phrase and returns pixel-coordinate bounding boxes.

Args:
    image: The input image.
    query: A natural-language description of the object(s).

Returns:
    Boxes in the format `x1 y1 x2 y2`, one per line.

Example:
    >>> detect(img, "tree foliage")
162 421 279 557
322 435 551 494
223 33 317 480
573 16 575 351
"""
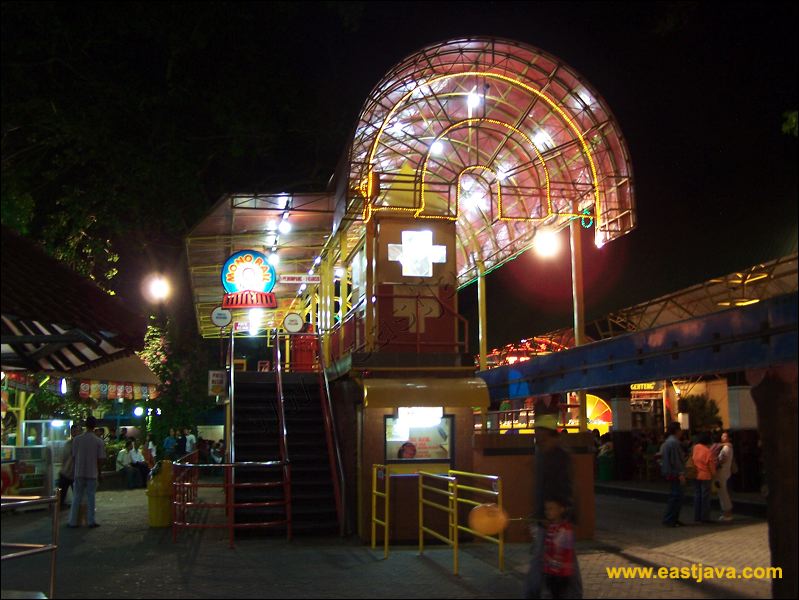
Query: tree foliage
1 1 362 284
140 318 214 442
682 393 722 432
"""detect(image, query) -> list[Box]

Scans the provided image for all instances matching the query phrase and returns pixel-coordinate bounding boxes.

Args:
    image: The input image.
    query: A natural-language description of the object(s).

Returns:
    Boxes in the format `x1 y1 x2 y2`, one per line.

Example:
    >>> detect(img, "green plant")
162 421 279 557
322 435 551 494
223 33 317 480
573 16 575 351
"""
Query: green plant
682 393 722 432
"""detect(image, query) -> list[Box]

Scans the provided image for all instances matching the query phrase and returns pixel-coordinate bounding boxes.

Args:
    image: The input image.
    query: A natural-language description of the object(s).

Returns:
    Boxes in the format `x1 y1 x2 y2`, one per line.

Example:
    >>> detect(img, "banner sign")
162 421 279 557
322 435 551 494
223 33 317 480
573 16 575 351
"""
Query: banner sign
222 291 278 309
208 370 227 396
78 380 159 400
279 274 321 284
221 250 277 294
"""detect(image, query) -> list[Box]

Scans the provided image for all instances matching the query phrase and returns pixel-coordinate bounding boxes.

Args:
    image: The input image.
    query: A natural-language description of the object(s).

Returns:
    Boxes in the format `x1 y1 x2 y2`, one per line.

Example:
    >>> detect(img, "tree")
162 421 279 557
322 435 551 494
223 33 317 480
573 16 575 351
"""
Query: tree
1 2 363 286
139 318 214 443
681 393 722 432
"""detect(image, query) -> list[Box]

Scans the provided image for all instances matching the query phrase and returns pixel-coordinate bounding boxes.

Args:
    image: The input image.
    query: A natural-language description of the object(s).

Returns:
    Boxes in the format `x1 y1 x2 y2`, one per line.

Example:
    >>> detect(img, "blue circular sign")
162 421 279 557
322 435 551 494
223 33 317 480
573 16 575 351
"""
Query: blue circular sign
221 250 277 294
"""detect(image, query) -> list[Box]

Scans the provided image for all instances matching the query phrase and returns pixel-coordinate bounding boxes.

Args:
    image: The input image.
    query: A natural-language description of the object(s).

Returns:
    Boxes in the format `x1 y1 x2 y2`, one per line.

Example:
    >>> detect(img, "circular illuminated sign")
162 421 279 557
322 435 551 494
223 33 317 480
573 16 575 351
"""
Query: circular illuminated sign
210 306 233 328
221 250 277 294
283 312 304 333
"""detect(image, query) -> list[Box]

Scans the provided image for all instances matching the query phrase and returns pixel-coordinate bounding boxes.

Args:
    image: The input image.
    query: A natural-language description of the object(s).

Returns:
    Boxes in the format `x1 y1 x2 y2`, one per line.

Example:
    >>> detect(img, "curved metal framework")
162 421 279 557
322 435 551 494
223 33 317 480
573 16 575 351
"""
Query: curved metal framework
348 37 636 285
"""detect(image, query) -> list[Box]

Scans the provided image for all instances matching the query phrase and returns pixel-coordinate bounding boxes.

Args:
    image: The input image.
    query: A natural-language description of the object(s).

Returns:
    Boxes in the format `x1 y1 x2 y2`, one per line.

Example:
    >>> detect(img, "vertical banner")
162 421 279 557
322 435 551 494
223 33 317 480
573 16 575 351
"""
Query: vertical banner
80 381 91 399
208 370 227 397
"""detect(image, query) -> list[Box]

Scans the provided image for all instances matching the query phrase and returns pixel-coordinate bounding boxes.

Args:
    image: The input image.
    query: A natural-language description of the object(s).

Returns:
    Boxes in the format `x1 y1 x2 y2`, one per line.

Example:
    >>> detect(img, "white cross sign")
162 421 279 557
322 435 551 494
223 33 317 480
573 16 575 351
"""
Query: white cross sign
387 230 446 277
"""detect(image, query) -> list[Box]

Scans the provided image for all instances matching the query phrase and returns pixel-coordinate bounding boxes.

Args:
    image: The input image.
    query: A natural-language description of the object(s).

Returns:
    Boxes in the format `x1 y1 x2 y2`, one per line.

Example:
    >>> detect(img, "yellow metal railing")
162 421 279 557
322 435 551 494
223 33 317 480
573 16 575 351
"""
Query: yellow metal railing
418 471 459 575
370 464 390 559
449 470 504 571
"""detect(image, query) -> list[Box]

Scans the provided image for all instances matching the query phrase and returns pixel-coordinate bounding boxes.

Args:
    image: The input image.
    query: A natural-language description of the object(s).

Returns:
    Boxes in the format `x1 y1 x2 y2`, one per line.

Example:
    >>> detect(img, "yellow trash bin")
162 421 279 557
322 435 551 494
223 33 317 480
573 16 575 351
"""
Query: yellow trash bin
146 460 173 528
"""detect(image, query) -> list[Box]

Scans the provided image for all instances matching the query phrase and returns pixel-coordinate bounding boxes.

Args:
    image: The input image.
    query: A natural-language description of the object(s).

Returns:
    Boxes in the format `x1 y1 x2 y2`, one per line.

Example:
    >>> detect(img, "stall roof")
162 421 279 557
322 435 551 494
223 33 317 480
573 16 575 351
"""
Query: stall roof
1 225 147 374
69 354 159 385
361 377 489 409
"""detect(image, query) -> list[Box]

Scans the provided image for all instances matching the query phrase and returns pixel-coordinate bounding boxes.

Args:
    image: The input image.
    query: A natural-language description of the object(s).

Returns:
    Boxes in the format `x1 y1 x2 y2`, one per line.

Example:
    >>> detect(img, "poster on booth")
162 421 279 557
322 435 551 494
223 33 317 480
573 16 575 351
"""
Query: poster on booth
208 371 227 397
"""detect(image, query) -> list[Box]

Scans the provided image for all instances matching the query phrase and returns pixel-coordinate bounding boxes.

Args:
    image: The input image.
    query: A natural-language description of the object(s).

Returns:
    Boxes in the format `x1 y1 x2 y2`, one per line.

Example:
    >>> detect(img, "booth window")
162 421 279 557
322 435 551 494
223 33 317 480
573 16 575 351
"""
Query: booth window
384 407 453 464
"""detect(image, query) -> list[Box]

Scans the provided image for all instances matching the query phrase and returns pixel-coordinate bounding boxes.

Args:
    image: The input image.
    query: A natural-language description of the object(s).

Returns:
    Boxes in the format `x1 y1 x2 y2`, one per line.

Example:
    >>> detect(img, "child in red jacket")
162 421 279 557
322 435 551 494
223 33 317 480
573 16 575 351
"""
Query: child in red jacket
543 498 575 599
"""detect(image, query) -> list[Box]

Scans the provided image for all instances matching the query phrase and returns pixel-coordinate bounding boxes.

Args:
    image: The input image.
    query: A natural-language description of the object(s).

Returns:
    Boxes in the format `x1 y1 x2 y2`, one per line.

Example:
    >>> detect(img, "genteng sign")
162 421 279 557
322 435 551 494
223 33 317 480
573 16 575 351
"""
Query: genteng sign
221 249 278 309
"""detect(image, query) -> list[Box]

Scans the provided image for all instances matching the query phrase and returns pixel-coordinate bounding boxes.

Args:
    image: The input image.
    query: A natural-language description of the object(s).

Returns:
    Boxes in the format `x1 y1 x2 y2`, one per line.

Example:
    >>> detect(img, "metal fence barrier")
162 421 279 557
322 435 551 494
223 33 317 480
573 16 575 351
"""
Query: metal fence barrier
449 470 504 571
418 471 459 574
370 464 390 559
1 491 61 598
172 453 291 549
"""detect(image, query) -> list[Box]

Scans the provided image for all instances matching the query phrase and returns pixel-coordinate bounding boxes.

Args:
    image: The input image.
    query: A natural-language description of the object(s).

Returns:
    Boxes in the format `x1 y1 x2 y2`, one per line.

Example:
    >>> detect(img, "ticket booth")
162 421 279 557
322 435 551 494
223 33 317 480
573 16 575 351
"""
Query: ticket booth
357 377 489 543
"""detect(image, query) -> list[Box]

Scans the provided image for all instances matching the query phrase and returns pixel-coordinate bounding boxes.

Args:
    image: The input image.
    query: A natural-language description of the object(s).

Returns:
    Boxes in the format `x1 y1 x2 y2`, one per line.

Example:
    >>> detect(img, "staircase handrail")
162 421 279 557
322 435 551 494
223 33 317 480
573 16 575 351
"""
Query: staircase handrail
272 331 293 539
315 330 346 536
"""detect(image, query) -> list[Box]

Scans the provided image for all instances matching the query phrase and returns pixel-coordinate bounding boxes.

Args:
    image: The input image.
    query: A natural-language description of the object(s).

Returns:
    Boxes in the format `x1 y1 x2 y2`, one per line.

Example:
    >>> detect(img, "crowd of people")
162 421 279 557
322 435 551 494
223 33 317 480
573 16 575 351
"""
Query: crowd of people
57 419 226 523
659 422 737 526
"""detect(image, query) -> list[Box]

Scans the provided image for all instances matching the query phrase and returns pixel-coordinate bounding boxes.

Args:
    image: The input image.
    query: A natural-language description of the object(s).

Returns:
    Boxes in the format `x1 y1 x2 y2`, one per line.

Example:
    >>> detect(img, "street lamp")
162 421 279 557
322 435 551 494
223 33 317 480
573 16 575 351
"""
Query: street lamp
147 276 170 302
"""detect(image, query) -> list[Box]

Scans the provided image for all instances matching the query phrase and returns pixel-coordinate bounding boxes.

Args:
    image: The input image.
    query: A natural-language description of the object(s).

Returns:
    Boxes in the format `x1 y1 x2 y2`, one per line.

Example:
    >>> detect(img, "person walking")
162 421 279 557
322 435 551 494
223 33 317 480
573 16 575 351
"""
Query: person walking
57 424 82 510
692 431 716 523
67 416 106 528
660 421 686 527
523 415 582 599
714 431 734 521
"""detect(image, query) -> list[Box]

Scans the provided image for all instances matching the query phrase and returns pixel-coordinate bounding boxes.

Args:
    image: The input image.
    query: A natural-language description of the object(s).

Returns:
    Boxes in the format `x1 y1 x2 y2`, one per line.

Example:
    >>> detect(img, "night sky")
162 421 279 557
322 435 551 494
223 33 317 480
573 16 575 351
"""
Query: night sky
3 2 797 349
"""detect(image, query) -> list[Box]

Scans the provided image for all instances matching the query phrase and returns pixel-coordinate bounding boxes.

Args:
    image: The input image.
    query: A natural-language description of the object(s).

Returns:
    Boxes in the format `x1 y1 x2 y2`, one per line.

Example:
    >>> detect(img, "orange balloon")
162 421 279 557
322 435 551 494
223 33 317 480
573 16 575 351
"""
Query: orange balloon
468 503 509 535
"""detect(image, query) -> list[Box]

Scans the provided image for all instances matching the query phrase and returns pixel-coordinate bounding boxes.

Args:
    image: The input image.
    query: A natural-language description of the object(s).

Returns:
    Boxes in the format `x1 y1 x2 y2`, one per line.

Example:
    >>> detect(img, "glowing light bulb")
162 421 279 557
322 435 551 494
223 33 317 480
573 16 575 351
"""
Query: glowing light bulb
268 253 280 266
278 220 292 234
533 230 561 258
467 91 481 108
431 141 444 155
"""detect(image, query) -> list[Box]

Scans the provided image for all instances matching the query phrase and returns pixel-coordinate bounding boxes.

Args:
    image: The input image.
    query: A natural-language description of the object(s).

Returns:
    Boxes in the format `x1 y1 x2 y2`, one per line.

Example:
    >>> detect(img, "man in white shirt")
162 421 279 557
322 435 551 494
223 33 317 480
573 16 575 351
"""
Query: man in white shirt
184 428 197 454
68 416 106 528
129 442 150 488
116 439 140 488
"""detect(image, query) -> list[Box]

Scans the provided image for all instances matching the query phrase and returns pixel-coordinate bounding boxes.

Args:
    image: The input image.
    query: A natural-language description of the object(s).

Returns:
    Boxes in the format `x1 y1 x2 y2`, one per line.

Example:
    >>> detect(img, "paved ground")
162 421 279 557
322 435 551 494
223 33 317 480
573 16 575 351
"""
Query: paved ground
2 486 777 599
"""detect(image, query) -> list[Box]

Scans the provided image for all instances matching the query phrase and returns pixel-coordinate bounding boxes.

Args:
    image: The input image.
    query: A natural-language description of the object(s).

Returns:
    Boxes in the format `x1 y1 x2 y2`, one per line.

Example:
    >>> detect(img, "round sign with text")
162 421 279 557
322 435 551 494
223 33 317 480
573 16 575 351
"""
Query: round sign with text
210 306 233 328
283 313 304 333
221 249 277 294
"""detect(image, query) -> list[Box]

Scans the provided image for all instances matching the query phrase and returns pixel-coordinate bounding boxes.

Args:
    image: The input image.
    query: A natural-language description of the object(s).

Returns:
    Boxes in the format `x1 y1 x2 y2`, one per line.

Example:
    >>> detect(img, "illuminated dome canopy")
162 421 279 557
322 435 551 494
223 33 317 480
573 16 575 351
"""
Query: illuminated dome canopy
348 37 636 285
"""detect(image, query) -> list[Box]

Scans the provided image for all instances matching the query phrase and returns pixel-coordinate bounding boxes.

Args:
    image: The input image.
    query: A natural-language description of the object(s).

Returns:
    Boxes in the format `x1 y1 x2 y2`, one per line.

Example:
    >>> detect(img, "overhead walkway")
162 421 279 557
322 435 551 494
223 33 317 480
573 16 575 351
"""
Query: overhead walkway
479 292 797 400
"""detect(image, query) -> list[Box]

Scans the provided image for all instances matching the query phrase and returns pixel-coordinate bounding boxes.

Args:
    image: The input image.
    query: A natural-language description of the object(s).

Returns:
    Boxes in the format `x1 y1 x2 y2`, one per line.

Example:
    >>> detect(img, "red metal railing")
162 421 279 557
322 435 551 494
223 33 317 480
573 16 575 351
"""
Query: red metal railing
272 332 293 539
315 335 345 534
273 330 345 535
171 453 291 549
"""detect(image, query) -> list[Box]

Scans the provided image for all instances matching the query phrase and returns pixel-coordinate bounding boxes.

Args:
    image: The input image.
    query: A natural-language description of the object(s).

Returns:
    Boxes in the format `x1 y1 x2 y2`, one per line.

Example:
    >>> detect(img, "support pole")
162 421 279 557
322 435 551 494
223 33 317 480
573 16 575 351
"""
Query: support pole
477 261 488 372
477 261 489 431
321 254 334 364
365 219 376 352
569 213 588 432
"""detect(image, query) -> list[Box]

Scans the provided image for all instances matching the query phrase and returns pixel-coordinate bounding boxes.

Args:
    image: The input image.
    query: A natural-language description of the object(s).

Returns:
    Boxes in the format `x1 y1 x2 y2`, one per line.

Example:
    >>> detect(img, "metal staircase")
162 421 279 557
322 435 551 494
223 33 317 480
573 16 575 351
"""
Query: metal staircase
232 332 343 536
